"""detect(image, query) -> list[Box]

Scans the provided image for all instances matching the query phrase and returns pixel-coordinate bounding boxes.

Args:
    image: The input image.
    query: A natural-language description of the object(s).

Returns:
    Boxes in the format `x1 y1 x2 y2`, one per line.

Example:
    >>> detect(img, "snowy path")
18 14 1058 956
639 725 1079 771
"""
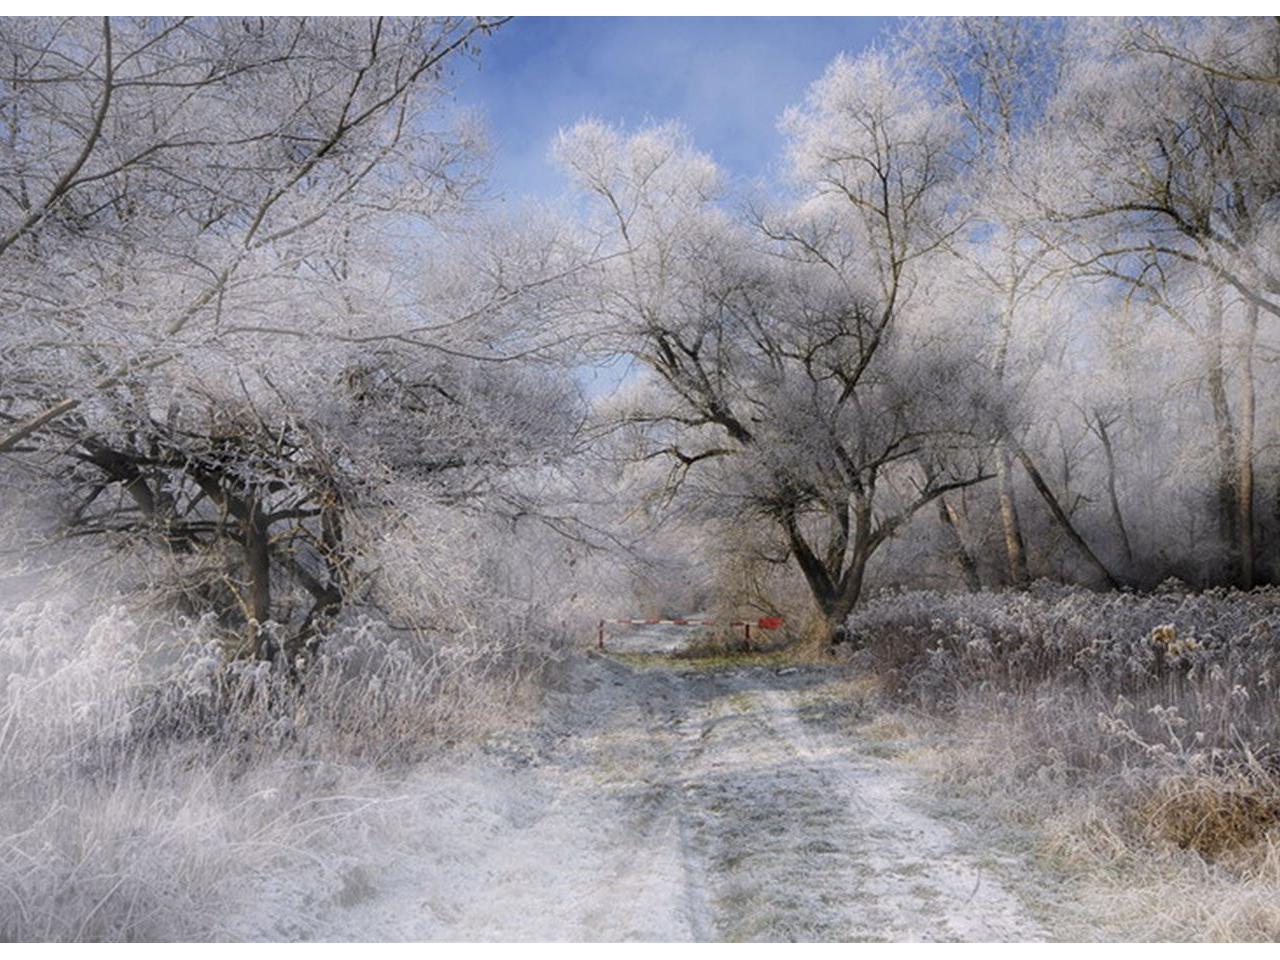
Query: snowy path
258 639 1052 941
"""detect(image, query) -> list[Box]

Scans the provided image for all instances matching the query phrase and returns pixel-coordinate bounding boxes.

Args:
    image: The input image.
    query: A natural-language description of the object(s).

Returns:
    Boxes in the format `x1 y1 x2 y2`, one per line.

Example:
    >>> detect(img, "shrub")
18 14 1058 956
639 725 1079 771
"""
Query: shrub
845 585 1280 859
0 589 552 940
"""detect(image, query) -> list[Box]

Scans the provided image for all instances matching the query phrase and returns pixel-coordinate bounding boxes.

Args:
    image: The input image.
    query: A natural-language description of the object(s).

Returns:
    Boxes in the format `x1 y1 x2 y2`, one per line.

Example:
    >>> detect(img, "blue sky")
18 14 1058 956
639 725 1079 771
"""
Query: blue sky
451 17 895 203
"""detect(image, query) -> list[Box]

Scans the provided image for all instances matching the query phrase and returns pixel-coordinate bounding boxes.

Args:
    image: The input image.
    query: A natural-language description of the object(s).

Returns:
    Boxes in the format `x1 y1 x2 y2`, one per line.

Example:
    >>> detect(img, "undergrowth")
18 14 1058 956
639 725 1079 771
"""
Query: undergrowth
0 597 551 941
844 583 1280 941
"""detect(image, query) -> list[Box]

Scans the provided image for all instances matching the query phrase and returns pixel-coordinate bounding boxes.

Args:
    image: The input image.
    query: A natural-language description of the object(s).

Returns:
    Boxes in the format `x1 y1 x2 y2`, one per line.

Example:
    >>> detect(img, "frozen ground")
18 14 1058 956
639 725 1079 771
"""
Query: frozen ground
227 627 1063 941
597 619 717 654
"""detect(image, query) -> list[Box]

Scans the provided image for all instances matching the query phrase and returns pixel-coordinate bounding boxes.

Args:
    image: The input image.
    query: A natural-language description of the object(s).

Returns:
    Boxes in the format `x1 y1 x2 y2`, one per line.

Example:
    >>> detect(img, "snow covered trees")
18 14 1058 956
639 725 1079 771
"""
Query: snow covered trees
557 54 997 637
1022 18 1280 588
559 17 1280 631
0 17 595 660
7 15 1280 649
0 17 499 449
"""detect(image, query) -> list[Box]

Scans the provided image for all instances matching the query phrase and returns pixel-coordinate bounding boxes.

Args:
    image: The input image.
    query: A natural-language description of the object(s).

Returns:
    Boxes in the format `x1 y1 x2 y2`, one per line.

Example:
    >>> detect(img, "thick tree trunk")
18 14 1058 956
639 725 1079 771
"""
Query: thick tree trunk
244 503 274 659
811 546 870 646
995 445 1029 585
938 495 981 592
782 504 870 644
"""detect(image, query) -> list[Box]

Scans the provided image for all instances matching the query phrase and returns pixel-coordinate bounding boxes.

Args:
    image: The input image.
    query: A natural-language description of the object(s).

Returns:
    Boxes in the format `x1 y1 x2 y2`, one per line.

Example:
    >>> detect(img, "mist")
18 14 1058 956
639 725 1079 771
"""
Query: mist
2 15 1280 943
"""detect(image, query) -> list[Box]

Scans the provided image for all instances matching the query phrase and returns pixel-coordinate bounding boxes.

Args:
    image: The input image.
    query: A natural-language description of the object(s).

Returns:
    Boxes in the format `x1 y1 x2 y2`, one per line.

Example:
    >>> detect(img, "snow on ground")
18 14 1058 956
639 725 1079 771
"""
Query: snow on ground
598 620 713 654
226 626 1055 941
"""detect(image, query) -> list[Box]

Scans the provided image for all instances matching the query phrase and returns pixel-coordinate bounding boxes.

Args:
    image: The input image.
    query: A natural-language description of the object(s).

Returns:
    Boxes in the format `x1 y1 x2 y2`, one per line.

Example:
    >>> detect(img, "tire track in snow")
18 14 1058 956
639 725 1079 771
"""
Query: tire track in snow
288 649 1053 941
637 671 715 940
747 683 1046 940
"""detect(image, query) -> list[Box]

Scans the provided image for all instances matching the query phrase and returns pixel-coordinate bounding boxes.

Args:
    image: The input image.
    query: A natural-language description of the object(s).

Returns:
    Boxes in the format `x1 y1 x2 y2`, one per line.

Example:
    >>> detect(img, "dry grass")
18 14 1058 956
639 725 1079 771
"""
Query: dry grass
0 595 551 941
894 707 1280 940
844 586 1280 940
1140 774 1280 859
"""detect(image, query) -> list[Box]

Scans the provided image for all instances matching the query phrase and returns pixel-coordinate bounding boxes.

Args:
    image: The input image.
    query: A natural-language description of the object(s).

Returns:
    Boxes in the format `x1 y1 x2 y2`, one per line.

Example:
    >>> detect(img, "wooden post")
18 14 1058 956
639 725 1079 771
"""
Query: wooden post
597 619 605 650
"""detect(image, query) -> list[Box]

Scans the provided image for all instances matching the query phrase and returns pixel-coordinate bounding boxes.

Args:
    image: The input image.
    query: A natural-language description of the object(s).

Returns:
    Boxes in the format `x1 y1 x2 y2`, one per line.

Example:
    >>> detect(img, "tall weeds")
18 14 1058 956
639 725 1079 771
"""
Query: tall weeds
845 584 1280 939
0 594 551 940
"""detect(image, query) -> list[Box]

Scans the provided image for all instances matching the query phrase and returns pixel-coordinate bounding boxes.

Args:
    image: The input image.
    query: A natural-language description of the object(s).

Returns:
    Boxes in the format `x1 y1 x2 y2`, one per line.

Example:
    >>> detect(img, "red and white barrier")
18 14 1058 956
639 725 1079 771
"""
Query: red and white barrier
595 616 784 650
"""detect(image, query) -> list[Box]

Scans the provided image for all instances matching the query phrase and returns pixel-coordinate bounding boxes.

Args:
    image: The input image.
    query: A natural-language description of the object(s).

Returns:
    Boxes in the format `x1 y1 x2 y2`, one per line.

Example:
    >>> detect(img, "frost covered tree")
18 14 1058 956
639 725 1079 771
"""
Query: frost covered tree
558 51 997 638
0 17 601 660
1021 17 1280 587
904 18 1065 588
0 17 502 448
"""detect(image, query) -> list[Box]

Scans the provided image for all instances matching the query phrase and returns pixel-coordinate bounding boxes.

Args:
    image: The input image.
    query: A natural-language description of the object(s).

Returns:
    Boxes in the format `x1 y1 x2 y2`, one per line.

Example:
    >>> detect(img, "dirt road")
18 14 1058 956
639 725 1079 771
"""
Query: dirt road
253 621 1066 942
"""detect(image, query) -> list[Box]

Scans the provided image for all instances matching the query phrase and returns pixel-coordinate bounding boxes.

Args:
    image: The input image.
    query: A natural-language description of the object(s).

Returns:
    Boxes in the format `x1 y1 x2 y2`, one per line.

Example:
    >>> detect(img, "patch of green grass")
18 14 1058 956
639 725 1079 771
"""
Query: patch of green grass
727 690 756 709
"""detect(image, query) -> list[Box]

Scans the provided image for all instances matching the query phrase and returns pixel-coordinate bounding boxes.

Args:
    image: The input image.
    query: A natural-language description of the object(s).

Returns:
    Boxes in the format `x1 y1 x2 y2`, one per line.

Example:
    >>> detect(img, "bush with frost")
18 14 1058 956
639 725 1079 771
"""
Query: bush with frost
847 585 1280 771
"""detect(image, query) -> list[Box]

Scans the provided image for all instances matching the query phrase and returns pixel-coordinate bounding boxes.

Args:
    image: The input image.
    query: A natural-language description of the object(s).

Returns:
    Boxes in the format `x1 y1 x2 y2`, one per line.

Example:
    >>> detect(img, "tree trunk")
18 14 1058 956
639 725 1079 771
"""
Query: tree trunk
993 267 1034 591
782 504 869 644
816 544 870 643
1206 279 1241 584
244 501 274 659
1094 415 1135 570
995 444 1029 585
1014 445 1119 590
992 280 1030 587
938 495 981 592
1238 301 1258 589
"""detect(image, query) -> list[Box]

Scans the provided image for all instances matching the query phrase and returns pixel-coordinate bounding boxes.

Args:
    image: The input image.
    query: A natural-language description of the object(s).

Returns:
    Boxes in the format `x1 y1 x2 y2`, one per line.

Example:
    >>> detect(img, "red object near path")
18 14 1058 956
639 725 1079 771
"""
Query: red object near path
757 617 784 630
